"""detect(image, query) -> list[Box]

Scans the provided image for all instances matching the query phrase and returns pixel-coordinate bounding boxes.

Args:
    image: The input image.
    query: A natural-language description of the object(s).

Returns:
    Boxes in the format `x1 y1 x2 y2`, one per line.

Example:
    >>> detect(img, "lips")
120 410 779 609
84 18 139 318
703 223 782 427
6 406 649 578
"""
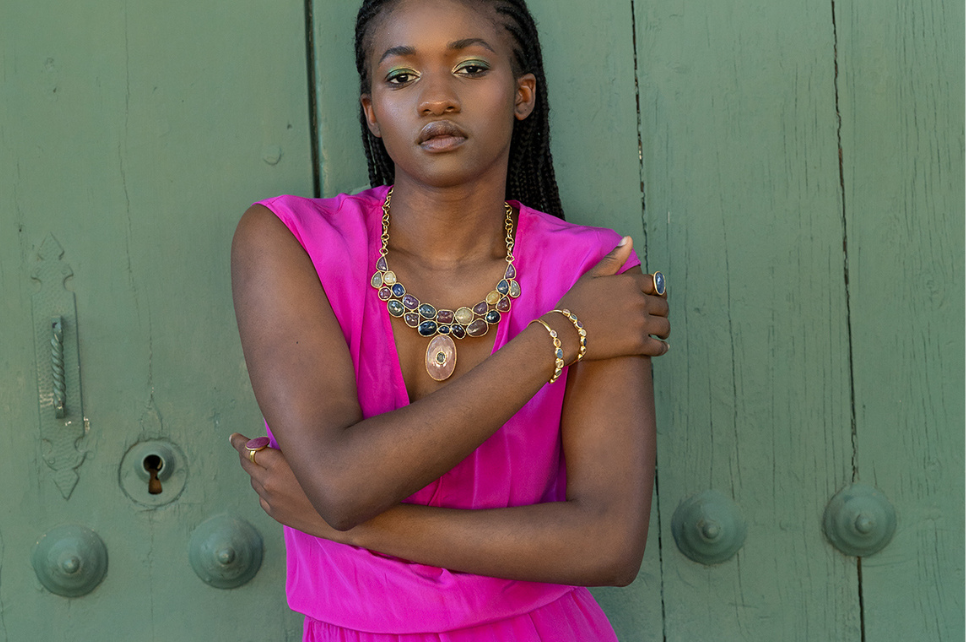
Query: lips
417 121 467 151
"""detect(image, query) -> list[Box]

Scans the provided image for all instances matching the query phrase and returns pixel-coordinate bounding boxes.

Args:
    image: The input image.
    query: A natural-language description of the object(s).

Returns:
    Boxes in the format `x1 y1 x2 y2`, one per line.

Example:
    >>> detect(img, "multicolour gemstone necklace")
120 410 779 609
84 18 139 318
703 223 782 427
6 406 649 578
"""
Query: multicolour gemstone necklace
370 188 521 381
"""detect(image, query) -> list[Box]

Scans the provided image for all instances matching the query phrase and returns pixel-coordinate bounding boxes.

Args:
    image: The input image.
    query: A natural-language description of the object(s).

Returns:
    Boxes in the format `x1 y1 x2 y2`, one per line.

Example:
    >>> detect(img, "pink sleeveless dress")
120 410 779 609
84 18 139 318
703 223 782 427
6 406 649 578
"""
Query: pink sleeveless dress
256 186 640 641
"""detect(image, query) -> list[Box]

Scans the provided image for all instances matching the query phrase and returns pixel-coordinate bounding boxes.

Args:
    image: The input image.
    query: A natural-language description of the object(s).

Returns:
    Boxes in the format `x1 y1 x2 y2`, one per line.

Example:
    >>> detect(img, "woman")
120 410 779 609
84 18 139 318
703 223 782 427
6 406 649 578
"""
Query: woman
229 0 670 639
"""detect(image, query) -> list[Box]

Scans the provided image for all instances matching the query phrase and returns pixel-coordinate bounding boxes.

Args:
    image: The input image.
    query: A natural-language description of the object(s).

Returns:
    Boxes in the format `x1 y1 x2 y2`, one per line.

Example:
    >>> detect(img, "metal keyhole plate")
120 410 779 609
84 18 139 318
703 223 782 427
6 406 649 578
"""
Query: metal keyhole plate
119 440 187 507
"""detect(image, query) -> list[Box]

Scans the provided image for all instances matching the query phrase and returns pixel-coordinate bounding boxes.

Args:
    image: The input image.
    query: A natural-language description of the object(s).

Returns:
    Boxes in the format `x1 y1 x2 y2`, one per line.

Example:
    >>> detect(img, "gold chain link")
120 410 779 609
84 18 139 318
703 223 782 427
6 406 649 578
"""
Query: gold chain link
381 188 515 268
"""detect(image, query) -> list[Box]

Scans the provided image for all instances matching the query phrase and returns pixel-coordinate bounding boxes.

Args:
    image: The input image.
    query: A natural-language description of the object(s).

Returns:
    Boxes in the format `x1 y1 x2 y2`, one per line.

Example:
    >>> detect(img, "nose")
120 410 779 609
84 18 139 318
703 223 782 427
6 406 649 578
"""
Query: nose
418 74 460 116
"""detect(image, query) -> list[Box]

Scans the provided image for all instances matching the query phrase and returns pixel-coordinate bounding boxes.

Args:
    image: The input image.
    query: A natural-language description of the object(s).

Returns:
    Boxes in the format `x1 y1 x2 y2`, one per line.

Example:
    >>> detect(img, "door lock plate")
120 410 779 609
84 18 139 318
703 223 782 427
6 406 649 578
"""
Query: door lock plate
119 440 187 507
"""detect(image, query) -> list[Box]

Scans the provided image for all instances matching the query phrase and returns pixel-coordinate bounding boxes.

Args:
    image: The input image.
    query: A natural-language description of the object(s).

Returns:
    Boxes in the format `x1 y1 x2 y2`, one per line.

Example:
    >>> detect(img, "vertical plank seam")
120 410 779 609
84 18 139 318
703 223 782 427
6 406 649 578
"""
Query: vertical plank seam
304 0 322 198
629 0 648 259
629 2 668 640
0 528 7 642
830 2 865 641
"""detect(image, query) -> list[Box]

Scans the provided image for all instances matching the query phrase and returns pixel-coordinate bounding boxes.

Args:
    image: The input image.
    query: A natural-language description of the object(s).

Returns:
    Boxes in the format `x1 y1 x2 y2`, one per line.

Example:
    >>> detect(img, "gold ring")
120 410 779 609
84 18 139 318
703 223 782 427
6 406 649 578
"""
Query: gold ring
245 436 271 466
652 271 667 297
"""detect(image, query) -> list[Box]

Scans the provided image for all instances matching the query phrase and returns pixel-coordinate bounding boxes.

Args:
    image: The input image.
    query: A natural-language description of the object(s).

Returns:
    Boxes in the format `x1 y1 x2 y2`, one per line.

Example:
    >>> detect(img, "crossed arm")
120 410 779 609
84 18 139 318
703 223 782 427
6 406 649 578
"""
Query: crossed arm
229 205 663 586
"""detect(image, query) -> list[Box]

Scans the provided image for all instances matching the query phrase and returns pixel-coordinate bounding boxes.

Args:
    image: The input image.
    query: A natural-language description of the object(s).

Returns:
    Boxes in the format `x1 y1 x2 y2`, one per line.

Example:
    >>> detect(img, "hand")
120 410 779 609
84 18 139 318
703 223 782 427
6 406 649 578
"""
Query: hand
555 237 670 360
229 433 349 542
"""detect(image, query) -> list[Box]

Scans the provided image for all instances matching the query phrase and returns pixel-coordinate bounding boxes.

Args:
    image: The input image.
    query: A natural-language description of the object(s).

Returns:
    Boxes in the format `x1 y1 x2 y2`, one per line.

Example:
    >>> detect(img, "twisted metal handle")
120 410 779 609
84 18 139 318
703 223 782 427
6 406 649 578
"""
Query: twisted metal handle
51 316 65 418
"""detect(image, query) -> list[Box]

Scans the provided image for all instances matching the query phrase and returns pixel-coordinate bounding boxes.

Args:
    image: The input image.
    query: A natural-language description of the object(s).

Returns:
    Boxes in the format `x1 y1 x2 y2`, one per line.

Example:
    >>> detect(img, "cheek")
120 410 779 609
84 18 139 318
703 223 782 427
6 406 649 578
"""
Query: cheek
370 94 408 141
379 106 413 151
479 86 519 136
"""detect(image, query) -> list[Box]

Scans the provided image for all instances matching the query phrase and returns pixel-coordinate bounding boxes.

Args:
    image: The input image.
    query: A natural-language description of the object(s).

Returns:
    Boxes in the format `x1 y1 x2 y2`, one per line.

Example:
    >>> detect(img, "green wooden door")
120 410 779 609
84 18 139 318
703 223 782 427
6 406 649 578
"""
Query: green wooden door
308 1 963 639
2 0 961 640
0 0 310 638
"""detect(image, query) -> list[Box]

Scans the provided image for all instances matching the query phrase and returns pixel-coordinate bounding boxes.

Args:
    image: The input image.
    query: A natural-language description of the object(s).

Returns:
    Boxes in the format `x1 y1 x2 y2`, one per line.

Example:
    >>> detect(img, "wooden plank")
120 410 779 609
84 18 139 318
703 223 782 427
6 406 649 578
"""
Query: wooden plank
633 1 860 639
311 0 371 196
836 0 965 639
0 0 312 638
524 3 664 637
311 1 664 636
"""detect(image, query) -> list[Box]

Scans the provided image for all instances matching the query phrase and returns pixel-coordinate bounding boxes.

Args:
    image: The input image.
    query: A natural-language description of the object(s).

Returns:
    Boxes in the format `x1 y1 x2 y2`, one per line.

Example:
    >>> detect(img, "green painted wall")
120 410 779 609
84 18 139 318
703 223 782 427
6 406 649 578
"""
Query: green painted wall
1 0 961 640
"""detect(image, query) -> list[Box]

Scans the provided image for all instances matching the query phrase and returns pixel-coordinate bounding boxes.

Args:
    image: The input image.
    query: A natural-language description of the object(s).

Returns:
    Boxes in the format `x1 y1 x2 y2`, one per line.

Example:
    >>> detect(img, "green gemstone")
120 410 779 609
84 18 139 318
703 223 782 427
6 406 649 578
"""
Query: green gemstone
387 300 405 317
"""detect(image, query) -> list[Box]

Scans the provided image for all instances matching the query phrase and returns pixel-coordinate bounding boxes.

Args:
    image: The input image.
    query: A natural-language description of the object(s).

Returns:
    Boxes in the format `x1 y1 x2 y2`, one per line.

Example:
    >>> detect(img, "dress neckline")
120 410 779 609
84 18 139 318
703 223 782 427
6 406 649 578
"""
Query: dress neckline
370 194 529 408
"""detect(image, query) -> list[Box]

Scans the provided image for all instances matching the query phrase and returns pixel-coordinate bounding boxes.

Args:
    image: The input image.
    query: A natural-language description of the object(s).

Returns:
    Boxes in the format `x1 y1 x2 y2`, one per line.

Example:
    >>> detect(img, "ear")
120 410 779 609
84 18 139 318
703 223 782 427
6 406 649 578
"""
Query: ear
514 73 537 121
360 94 382 137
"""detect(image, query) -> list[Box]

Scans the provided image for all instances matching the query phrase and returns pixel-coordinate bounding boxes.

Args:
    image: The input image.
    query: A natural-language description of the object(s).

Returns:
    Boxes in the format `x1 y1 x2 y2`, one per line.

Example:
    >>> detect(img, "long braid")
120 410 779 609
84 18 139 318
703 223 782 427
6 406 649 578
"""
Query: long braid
492 0 563 218
355 0 400 187
354 0 565 219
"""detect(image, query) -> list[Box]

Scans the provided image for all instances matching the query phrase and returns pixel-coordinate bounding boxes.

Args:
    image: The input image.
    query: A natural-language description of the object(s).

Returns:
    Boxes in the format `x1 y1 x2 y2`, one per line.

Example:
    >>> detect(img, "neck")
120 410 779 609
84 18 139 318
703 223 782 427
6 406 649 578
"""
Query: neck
385 176 511 270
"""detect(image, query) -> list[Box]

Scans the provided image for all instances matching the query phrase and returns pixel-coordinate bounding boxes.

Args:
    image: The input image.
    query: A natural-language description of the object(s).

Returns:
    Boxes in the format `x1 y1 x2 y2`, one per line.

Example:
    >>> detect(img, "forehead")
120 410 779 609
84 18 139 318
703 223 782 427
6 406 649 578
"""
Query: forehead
369 0 510 61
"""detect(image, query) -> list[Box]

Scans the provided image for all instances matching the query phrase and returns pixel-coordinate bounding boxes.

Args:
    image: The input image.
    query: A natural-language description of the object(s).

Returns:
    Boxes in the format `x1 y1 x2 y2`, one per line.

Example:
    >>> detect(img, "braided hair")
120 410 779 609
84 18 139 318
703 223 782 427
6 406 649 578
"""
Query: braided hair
354 0 565 219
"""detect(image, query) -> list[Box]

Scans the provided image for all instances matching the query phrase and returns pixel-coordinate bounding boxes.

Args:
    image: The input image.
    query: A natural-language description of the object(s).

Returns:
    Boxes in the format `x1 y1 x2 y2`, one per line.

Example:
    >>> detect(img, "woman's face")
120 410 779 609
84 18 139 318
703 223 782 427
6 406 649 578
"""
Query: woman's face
361 0 536 190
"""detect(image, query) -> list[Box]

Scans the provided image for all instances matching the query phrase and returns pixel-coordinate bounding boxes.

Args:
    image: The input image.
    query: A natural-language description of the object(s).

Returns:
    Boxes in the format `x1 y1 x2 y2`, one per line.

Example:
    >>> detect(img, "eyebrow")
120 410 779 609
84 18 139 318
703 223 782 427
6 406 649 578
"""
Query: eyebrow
378 38 496 65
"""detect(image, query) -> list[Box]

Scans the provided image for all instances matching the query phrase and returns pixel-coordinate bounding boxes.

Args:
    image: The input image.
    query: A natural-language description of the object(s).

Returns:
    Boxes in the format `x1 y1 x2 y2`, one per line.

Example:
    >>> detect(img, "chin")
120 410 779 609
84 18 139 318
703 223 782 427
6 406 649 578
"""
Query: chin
404 156 511 191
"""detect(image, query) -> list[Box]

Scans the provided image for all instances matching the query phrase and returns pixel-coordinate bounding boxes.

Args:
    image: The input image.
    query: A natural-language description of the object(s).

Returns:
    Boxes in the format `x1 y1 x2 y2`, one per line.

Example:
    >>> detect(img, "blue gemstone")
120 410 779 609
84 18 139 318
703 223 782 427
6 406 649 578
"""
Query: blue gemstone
484 310 501 324
418 321 438 337
387 300 405 317
438 325 451 334
653 271 666 296
497 279 510 295
419 303 437 319
392 283 406 297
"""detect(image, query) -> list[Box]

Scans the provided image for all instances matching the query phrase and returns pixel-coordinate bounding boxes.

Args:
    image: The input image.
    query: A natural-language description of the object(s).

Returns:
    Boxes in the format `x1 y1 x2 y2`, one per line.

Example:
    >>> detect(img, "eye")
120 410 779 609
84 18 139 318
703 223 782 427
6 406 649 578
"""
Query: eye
454 60 491 76
386 68 418 85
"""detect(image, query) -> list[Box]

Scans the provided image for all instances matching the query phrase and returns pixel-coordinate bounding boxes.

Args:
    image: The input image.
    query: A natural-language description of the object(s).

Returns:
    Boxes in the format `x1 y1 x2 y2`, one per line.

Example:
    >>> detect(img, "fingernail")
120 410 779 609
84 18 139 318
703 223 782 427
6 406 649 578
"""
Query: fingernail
618 236 629 247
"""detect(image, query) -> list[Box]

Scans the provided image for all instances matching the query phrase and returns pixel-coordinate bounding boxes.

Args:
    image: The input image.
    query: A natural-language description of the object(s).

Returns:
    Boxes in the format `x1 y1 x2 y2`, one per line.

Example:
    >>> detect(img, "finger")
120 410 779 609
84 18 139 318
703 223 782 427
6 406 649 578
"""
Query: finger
642 336 670 357
229 433 250 454
587 237 633 278
647 316 671 340
229 433 265 474
638 273 669 298
250 445 281 470
645 295 670 319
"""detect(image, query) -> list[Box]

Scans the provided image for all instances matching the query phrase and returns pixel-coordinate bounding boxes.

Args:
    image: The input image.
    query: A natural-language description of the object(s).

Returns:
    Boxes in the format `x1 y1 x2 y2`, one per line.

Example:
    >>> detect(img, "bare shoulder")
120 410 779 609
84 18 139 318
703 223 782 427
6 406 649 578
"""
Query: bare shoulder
231 204 299 271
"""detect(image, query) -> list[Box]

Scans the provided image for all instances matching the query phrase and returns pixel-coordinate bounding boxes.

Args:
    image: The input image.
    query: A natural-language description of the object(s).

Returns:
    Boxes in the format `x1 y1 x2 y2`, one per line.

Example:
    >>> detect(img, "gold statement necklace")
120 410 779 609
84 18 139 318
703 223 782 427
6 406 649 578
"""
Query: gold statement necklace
370 188 521 381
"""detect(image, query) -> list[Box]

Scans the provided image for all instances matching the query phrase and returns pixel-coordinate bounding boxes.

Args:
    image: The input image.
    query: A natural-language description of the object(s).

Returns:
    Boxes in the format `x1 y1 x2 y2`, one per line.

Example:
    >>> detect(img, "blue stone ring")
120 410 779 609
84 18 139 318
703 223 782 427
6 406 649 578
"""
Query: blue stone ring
652 271 667 297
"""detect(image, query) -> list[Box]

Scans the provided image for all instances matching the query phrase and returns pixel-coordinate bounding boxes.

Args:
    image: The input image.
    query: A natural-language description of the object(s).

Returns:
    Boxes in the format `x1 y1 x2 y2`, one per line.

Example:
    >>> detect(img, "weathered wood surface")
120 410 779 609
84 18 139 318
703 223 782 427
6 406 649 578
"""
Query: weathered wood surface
634 0 860 639
526 3 664 640
310 0 371 197
2 0 962 639
837 0 965 639
0 0 311 639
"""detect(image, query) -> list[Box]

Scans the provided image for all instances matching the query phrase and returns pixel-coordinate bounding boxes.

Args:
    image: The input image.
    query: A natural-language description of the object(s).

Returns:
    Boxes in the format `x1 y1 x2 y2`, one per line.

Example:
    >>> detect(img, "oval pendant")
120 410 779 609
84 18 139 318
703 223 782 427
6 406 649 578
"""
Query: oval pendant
425 334 457 381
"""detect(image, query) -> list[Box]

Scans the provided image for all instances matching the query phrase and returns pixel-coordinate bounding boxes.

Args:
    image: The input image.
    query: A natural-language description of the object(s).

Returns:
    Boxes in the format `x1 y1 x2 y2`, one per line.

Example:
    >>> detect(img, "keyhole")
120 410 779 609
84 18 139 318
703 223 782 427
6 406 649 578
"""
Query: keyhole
143 455 164 495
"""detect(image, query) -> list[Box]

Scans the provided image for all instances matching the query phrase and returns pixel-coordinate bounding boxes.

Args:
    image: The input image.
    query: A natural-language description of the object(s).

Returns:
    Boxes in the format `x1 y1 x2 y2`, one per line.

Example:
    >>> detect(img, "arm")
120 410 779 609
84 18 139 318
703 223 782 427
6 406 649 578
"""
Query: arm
232 205 666 531
232 350 655 586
